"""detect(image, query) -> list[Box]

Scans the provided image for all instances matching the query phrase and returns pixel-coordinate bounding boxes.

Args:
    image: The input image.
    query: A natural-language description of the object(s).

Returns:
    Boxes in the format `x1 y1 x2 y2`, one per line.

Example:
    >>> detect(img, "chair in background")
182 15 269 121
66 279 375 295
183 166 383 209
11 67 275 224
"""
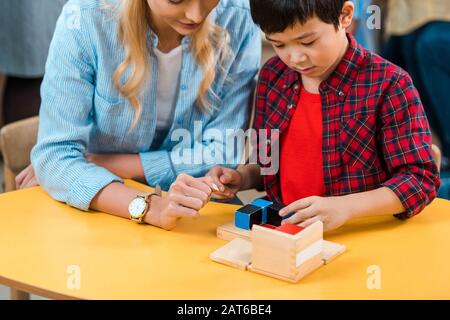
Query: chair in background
0 116 38 299
0 116 39 192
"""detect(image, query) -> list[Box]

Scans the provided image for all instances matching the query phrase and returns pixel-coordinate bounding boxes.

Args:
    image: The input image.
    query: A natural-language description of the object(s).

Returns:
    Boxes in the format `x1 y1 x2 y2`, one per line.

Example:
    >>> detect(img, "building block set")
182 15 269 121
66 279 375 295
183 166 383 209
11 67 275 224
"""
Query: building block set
211 199 346 283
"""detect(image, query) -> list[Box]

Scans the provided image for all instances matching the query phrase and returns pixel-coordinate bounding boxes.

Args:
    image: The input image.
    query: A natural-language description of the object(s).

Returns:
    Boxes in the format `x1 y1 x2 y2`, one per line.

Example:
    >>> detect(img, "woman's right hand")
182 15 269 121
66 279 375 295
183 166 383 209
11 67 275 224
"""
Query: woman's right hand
15 164 39 190
145 173 213 230
206 166 243 200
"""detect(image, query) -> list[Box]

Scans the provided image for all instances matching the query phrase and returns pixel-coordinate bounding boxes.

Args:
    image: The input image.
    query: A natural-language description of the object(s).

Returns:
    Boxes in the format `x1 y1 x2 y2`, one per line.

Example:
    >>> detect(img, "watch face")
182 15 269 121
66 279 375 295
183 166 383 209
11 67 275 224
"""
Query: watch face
129 197 147 219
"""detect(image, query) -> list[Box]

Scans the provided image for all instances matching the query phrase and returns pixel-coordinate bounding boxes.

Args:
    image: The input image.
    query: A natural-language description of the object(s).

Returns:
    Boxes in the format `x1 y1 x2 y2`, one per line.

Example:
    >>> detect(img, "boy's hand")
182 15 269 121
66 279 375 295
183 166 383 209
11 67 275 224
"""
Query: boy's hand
206 166 243 200
279 196 351 232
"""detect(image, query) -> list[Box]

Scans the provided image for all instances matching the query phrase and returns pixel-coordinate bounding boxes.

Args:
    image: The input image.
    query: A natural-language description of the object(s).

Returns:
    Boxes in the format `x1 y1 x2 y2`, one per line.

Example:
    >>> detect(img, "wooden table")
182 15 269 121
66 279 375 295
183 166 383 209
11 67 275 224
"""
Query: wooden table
1 180 449 299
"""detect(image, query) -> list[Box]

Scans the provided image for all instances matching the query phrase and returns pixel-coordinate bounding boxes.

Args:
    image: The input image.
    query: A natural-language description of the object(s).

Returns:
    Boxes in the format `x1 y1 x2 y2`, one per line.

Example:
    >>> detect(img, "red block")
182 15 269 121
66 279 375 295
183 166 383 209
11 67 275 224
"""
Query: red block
276 224 304 235
260 224 277 229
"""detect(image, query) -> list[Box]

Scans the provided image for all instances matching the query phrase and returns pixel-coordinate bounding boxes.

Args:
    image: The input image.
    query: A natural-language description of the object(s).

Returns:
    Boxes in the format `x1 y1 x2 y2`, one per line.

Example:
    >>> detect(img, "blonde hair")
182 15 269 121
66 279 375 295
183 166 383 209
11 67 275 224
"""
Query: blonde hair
112 0 230 128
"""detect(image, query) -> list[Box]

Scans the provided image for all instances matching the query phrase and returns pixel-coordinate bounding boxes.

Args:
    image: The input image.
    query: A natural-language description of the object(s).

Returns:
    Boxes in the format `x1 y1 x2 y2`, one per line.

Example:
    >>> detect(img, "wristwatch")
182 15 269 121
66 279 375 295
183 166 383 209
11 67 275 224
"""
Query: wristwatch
128 185 162 224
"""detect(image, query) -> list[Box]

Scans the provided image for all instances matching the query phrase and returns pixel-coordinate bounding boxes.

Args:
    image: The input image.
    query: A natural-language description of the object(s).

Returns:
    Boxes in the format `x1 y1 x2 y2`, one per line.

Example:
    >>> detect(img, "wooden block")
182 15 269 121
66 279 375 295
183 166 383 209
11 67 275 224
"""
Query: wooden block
249 252 324 283
235 204 262 230
266 202 284 226
211 222 345 283
217 221 252 241
276 224 304 235
251 246 296 277
210 238 252 270
260 224 277 229
250 199 273 222
251 239 323 279
322 240 346 264
252 221 323 253
251 221 324 279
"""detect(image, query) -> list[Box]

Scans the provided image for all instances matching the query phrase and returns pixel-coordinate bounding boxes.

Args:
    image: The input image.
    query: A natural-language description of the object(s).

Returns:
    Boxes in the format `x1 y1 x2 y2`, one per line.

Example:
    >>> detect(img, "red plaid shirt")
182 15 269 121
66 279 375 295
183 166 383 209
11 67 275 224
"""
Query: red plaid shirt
254 34 440 219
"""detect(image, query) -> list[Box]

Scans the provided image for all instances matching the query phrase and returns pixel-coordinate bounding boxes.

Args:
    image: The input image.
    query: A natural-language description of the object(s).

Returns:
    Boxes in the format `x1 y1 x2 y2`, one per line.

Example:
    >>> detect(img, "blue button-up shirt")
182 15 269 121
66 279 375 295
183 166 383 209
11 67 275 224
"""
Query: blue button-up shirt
31 0 261 210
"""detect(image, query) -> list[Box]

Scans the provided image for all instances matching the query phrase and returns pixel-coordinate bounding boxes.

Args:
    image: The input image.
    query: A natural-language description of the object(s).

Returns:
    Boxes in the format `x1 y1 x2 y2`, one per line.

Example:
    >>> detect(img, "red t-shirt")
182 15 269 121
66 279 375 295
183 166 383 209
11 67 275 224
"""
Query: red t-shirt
280 87 325 205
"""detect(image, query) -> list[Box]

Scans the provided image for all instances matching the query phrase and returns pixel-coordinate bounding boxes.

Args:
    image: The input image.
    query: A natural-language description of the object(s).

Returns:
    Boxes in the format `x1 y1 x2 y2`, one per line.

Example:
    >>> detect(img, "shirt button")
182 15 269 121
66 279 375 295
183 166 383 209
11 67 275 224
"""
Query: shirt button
294 84 299 91
338 91 345 97
181 84 187 90
266 139 271 145
288 104 294 109
282 84 287 89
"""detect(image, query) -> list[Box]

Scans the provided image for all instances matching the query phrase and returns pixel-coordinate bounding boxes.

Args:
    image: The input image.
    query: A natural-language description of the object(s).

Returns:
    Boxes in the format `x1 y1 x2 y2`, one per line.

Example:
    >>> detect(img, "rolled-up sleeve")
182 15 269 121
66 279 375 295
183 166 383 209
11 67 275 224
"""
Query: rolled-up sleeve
31 5 123 211
380 73 441 219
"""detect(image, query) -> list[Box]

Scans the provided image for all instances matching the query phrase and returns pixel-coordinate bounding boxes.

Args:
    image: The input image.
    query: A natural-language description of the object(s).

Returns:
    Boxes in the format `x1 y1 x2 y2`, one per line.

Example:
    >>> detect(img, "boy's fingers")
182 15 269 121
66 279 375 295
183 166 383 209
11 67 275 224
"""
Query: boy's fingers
298 216 322 229
203 175 224 193
211 186 236 198
279 197 315 217
211 192 233 200
207 166 223 180
220 172 235 184
281 207 317 225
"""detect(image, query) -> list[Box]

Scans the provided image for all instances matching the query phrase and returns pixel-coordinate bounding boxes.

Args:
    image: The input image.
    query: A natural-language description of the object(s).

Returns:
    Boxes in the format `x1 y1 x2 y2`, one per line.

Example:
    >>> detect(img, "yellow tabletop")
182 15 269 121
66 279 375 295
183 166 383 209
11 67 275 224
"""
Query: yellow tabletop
0 180 449 300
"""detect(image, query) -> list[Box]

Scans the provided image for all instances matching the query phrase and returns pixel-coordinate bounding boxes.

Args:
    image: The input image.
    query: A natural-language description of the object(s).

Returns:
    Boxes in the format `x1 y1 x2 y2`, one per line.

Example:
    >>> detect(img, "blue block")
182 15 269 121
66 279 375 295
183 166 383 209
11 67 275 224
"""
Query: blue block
251 199 273 223
235 204 262 230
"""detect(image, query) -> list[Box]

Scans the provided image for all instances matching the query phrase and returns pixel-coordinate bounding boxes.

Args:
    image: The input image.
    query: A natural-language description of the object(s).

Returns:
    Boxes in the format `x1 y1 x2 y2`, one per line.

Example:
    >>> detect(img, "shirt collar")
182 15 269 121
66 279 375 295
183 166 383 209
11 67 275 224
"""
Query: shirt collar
321 33 367 97
146 26 191 50
146 6 218 50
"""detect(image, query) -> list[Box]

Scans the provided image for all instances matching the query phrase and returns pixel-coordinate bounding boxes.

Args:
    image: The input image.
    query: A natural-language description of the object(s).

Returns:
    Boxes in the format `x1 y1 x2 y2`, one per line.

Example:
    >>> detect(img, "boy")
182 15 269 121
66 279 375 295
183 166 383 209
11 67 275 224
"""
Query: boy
206 0 440 232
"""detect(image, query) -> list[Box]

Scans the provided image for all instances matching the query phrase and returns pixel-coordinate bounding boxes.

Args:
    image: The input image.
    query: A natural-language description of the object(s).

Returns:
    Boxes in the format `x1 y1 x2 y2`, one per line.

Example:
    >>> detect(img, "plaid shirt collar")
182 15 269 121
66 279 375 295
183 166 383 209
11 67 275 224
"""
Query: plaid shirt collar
278 33 367 98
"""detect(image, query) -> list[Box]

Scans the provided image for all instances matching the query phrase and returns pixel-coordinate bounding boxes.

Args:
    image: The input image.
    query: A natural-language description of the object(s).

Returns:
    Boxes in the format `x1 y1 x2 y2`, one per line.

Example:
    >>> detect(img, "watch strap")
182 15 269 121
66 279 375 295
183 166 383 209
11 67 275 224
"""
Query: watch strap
136 184 162 224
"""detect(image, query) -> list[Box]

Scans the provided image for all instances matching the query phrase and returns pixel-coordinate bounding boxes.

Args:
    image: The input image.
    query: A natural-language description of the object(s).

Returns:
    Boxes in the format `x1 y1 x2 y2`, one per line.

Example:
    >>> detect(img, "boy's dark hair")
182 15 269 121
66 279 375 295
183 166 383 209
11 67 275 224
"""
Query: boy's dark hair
249 0 346 34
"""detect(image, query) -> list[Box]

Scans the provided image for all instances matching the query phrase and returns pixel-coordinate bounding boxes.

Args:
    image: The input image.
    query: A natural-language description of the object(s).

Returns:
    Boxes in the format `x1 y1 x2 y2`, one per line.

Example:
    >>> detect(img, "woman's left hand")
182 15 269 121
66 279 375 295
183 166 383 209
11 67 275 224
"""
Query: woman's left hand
15 164 39 189
279 196 352 232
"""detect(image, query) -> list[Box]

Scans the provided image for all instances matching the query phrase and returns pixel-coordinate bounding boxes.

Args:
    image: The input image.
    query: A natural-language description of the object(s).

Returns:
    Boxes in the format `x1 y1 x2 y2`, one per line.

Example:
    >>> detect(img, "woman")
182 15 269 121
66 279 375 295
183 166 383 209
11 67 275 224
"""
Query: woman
17 0 261 230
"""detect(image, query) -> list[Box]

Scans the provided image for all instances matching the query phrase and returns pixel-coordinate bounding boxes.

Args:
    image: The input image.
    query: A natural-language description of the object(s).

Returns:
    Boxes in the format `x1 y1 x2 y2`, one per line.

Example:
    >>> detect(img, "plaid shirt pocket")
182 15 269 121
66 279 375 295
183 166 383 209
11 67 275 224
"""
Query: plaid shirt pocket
340 115 378 170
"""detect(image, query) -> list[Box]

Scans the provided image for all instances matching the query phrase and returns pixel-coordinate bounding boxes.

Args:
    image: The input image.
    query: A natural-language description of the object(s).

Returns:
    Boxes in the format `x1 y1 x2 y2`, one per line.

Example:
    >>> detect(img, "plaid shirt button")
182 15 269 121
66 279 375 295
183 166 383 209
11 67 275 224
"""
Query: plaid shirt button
288 104 294 109
338 91 345 97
